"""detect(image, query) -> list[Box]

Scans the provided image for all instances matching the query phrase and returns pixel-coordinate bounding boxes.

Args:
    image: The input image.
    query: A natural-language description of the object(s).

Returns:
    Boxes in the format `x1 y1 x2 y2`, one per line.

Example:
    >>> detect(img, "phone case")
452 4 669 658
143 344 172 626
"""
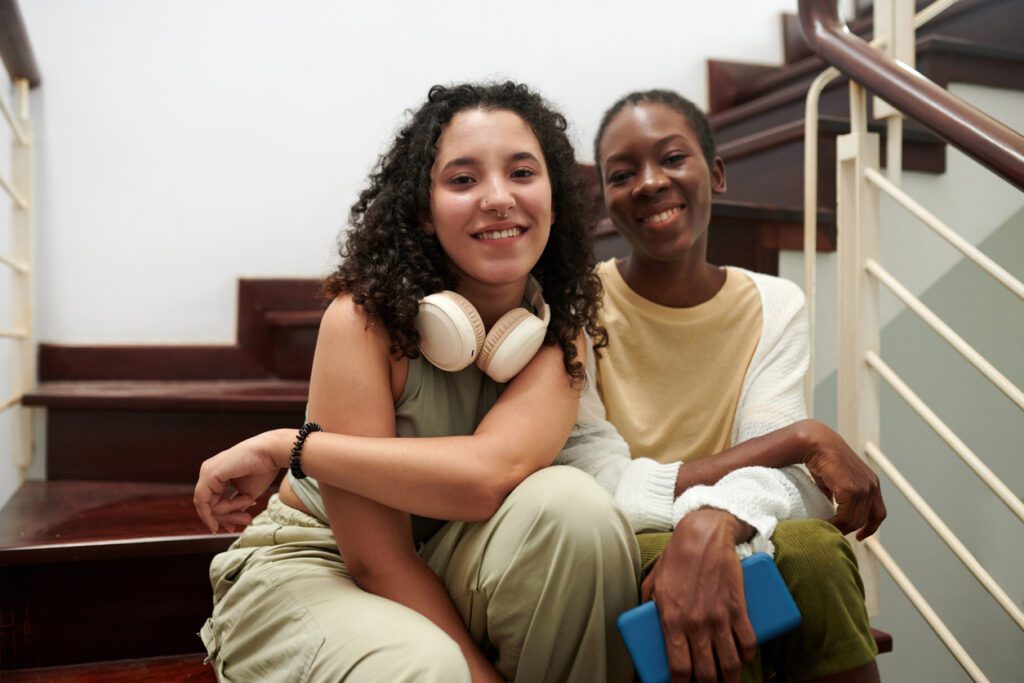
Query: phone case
617 552 801 683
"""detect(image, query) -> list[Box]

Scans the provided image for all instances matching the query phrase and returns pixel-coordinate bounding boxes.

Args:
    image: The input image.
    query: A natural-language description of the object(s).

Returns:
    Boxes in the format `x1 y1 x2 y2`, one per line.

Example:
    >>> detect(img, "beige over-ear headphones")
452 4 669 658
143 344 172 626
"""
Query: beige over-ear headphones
415 277 551 383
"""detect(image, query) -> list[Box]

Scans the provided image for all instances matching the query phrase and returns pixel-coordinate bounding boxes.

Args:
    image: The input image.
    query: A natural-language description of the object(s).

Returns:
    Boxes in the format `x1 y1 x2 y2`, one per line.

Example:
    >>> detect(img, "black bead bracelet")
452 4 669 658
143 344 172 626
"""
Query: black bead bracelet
289 422 322 480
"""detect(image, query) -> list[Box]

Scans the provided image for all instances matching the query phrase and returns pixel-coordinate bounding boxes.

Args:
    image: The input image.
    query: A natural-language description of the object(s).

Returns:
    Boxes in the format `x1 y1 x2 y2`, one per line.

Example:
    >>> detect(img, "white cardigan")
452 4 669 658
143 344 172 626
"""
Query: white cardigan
555 269 835 555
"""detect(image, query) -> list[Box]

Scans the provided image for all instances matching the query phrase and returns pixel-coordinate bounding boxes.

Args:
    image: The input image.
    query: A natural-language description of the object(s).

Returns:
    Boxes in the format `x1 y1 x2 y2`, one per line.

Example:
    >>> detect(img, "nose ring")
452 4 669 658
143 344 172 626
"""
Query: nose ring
496 209 510 220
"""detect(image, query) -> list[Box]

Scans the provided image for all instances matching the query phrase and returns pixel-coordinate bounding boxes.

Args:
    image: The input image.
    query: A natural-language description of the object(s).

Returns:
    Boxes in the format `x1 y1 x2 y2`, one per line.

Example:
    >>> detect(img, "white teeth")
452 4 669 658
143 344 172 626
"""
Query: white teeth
476 227 524 240
641 208 682 224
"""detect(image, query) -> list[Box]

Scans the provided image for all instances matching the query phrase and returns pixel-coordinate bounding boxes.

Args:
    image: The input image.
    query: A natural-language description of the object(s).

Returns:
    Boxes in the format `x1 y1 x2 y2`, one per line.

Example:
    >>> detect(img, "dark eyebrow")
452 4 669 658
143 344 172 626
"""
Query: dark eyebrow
440 151 540 173
510 151 541 164
602 134 691 168
440 156 477 172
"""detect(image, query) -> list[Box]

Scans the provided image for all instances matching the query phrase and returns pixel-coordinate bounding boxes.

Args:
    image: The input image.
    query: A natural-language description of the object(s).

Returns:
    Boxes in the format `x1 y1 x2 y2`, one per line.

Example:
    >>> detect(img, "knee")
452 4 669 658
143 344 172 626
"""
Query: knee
772 519 864 597
512 466 631 543
318 627 470 683
393 631 471 683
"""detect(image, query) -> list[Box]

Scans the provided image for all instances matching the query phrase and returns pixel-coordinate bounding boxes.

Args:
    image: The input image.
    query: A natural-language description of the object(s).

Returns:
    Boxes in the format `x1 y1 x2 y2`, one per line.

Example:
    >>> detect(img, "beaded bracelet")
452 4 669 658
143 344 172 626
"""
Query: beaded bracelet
289 422 322 480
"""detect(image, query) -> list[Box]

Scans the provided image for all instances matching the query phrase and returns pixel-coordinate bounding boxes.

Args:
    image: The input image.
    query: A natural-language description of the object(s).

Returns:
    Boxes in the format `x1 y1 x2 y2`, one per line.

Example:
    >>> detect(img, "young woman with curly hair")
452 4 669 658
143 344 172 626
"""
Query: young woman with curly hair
193 82 639 683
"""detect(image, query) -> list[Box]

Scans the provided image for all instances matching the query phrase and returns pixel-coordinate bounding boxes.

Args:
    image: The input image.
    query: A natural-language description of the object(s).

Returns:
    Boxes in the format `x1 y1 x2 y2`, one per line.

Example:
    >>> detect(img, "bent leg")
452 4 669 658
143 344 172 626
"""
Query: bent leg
635 521 878 683
762 519 878 682
203 495 471 683
425 466 641 683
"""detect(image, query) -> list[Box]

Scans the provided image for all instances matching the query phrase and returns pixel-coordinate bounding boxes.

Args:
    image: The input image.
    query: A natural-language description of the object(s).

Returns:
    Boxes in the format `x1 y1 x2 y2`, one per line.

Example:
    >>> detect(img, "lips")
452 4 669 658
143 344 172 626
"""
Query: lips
636 205 685 227
475 226 526 240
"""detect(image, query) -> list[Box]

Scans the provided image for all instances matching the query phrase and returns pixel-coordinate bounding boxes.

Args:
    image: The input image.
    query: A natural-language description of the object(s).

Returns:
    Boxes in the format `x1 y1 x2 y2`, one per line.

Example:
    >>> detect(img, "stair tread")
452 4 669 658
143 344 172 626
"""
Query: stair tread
710 35 1024 133
718 115 944 161
23 378 309 411
0 480 256 565
1 654 214 682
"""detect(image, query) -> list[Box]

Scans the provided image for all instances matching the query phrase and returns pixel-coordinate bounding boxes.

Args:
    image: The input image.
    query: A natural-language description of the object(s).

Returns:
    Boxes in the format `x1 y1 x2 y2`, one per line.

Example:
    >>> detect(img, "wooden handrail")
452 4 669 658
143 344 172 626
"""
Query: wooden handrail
798 0 1024 190
0 0 40 87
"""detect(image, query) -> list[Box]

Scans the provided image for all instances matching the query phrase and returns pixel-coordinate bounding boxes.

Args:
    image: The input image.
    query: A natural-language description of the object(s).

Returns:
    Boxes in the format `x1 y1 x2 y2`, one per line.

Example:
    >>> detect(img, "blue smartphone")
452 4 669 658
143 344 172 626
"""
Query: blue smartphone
617 552 801 683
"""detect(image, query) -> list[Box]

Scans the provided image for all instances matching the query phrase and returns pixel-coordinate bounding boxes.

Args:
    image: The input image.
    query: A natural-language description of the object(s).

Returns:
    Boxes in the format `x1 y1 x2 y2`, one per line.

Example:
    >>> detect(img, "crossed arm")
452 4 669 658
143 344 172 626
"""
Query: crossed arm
557 294 886 683
194 295 584 683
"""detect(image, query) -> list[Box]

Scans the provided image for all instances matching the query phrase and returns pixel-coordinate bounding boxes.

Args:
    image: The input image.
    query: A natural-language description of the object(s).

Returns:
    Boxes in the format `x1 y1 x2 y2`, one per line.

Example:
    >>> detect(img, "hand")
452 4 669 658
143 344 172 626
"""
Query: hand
798 420 887 540
194 429 291 533
642 508 756 683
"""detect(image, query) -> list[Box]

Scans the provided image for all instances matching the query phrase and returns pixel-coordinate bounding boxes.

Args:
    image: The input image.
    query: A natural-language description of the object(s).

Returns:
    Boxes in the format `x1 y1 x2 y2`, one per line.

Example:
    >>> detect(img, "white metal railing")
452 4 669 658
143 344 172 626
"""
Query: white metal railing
863 537 989 682
865 258 1024 410
801 0 960 408
1 77 35 479
801 0 1023 678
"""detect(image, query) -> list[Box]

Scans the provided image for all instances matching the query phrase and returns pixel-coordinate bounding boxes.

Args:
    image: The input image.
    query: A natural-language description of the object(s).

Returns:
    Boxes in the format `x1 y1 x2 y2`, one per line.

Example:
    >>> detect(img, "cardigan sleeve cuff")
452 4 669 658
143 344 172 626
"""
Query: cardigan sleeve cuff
670 466 806 558
613 458 682 533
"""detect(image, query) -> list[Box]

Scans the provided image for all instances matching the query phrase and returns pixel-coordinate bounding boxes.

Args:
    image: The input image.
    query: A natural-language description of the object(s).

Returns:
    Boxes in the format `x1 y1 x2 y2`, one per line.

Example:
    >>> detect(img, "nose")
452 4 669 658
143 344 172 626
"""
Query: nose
481 175 515 215
633 162 669 198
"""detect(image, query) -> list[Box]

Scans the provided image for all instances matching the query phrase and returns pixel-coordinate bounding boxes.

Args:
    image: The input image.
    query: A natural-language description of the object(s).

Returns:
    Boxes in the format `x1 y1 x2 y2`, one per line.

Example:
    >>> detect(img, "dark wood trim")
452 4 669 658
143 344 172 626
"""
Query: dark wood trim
0 0 40 87
714 0 1023 119
38 343 270 382
712 32 1024 137
0 481 257 565
707 60 776 114
799 0 1024 190
1 654 215 682
237 278 327 374
38 279 329 382
23 379 308 412
782 13 809 64
718 115 943 167
871 628 894 654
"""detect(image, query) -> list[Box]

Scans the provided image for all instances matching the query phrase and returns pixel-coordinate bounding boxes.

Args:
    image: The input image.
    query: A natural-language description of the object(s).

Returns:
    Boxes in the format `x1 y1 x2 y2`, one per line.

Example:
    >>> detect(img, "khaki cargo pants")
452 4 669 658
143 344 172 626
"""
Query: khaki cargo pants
200 466 641 683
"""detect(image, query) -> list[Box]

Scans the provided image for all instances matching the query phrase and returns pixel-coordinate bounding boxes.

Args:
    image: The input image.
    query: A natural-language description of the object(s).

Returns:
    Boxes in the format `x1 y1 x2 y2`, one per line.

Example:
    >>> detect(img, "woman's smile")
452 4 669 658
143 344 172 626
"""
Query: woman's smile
636 204 686 229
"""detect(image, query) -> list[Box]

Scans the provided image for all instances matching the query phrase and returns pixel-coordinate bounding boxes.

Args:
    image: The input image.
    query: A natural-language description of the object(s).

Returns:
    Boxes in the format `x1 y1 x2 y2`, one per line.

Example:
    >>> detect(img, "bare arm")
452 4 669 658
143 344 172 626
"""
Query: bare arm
303 305 499 683
303 296 581 519
195 295 582 525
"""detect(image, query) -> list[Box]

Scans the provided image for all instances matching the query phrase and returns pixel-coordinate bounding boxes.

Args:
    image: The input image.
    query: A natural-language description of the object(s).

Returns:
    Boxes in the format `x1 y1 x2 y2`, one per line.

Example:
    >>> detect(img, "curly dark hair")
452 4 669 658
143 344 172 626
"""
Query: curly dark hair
326 81 605 385
593 89 716 178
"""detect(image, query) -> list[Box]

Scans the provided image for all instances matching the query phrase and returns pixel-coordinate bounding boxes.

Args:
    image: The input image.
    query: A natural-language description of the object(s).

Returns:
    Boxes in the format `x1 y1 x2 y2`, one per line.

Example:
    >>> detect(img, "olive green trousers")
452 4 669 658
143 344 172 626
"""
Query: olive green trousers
200 466 640 683
637 519 878 682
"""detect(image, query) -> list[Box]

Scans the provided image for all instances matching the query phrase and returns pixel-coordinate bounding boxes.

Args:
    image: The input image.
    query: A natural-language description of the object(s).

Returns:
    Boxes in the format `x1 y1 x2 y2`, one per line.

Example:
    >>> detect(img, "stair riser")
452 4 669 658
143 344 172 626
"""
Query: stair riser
1 552 218 669
721 132 944 210
46 409 303 483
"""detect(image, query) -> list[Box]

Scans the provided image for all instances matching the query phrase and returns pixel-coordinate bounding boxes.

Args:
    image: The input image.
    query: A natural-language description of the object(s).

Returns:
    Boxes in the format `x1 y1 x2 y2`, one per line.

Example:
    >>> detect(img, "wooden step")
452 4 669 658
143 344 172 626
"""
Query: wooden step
0 481 266 670
719 116 945 211
1 654 214 682
23 380 307 482
0 632 890 681
712 0 1024 114
710 36 1024 146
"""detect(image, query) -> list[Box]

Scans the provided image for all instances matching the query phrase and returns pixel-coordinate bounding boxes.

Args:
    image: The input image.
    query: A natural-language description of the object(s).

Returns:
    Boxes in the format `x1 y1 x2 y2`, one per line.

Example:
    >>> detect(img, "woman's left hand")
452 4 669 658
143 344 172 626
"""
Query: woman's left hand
193 429 290 533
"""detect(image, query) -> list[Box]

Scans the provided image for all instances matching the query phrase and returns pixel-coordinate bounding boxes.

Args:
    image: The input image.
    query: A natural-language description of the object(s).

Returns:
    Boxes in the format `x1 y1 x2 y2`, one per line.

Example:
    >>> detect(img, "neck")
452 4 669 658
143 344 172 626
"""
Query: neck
617 247 725 308
455 277 528 330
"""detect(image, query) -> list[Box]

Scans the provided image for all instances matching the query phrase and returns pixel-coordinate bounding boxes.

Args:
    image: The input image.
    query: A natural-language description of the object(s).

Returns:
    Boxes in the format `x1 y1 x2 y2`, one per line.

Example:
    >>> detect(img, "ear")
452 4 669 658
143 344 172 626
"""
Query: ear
711 157 727 194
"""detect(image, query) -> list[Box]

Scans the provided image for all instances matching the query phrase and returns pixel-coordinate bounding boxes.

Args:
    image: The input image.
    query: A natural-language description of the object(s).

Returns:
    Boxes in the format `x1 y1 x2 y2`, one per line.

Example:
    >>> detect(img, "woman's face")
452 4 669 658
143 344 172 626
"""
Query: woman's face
598 102 725 263
427 108 553 290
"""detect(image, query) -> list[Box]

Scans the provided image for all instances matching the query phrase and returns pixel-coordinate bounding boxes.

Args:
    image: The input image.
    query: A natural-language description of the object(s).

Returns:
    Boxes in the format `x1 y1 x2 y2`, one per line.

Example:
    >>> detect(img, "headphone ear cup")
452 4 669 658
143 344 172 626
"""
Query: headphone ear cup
417 292 485 372
477 308 548 383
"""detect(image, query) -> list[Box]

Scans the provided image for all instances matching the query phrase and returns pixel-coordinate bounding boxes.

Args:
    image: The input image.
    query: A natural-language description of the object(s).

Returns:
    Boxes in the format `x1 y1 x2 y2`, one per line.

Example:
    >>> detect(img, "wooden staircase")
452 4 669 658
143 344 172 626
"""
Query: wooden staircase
3 0 1019 677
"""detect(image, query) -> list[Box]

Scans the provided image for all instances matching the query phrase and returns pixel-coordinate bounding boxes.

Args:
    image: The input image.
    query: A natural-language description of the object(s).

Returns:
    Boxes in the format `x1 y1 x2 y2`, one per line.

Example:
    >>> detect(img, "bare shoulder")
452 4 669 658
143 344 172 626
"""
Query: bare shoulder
318 294 392 355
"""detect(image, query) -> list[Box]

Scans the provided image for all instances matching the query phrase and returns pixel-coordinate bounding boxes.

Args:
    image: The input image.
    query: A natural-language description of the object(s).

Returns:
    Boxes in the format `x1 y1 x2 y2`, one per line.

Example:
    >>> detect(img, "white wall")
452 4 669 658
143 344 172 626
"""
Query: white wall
21 0 799 345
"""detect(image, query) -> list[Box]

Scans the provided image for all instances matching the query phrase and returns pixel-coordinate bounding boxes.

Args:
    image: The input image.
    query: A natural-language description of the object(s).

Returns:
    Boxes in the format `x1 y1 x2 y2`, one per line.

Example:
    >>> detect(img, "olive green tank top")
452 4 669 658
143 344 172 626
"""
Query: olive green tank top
287 355 504 543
